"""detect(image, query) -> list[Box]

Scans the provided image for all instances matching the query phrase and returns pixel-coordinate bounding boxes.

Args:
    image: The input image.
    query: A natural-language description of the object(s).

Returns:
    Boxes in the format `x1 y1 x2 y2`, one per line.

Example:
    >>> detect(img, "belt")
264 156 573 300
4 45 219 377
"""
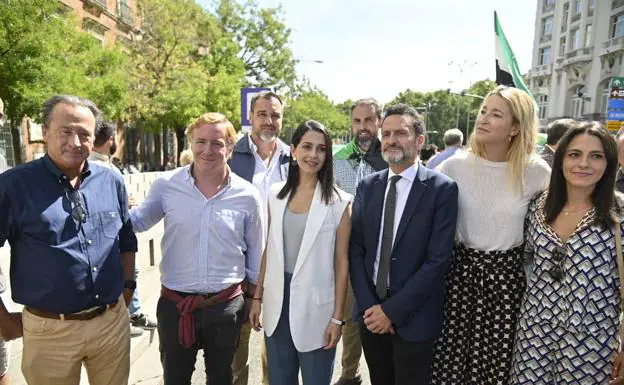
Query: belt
26 301 120 321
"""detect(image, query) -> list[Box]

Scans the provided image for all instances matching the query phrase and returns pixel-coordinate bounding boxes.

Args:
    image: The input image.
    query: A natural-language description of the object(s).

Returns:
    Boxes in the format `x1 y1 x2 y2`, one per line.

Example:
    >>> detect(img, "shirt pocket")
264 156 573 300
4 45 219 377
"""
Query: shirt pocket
215 210 245 237
99 211 121 239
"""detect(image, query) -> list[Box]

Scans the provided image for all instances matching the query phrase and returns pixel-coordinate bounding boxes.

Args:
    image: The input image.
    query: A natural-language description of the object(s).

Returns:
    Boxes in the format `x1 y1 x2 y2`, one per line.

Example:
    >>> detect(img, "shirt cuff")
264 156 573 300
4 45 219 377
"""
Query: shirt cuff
245 269 259 285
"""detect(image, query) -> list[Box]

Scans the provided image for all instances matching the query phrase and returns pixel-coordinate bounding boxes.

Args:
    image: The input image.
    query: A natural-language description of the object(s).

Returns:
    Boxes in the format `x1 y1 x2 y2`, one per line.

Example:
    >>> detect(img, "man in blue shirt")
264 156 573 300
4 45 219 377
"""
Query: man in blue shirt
0 95 138 385
425 128 463 170
131 112 264 385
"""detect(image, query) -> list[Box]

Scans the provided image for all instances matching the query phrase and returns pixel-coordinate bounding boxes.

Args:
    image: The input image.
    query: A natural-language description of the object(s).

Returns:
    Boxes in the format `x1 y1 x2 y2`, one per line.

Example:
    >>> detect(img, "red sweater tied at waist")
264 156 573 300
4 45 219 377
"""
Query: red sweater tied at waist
161 283 243 348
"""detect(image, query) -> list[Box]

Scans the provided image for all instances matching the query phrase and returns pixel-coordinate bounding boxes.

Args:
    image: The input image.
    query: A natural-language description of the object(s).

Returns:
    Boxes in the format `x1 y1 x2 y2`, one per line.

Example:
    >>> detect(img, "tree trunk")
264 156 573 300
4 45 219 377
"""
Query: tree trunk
115 120 125 163
10 117 22 165
154 131 162 170
162 125 169 166
175 127 186 166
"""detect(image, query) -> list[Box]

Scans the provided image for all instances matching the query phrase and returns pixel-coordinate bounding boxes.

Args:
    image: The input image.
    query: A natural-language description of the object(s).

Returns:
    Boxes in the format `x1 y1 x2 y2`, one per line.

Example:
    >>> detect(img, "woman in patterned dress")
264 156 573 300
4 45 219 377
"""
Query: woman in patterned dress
430 85 551 385
510 122 624 384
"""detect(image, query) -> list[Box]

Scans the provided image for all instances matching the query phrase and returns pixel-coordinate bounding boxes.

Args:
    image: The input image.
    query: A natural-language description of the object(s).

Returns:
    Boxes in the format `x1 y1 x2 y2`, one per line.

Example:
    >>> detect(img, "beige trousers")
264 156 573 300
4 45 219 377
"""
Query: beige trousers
232 322 269 385
21 296 130 385
339 282 363 379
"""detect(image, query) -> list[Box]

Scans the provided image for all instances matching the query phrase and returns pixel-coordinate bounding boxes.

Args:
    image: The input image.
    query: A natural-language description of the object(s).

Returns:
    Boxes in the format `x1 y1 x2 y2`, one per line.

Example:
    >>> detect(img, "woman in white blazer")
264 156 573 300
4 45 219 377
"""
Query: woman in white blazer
249 120 352 385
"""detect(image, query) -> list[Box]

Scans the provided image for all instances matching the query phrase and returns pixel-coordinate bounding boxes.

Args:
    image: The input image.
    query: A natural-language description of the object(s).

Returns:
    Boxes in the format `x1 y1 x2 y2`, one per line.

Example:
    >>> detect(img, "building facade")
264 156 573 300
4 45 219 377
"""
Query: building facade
528 0 624 126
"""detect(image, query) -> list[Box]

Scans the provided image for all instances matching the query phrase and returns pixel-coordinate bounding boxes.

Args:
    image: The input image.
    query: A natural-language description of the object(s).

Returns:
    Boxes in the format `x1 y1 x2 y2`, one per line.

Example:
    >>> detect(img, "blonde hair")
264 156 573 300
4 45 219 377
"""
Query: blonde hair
185 112 237 147
469 85 537 193
179 149 193 166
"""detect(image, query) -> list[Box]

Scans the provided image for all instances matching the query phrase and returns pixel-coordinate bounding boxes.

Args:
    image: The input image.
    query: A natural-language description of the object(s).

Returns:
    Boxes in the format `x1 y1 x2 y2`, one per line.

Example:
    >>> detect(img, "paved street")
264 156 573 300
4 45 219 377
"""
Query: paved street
130 313 371 384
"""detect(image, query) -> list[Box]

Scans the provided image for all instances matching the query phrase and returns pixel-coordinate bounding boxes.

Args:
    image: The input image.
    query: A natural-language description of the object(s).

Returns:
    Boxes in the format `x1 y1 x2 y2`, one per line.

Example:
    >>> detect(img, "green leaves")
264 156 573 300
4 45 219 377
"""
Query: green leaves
0 0 130 123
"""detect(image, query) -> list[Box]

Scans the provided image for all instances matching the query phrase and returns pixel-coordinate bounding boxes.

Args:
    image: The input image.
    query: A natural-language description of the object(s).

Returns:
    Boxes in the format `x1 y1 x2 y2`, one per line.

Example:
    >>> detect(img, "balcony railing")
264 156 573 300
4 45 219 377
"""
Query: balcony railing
117 2 134 25
540 34 552 43
571 12 581 23
82 0 106 10
601 36 624 56
614 0 624 10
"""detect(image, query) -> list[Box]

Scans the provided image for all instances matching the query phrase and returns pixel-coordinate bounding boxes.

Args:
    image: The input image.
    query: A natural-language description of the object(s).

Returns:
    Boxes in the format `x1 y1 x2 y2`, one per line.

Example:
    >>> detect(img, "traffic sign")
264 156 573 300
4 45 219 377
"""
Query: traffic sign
607 77 624 134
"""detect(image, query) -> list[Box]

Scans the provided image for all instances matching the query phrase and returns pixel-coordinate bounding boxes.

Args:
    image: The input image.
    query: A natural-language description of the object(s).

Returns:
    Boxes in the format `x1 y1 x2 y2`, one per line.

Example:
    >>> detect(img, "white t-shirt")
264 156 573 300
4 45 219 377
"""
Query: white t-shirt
438 151 551 251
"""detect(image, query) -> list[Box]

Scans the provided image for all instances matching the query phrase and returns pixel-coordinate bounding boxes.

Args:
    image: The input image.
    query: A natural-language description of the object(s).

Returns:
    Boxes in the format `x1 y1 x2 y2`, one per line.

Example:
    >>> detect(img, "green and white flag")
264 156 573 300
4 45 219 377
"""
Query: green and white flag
494 11 534 101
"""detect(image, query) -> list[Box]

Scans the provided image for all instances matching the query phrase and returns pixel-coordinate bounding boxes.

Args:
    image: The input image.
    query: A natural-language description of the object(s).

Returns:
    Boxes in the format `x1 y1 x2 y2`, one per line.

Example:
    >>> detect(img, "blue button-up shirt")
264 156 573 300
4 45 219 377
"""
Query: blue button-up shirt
0 155 138 313
130 166 264 293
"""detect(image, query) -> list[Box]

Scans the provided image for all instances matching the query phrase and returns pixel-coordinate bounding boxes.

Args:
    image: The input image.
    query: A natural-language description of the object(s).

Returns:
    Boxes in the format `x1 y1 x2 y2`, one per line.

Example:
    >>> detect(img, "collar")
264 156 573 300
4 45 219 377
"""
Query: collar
186 164 232 188
235 133 290 156
89 150 109 162
388 162 419 184
42 154 91 185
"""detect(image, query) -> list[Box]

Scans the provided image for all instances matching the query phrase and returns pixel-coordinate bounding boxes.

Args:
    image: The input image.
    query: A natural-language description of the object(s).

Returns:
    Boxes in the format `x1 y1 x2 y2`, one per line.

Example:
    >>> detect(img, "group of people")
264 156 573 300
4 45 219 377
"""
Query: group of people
1 85 624 385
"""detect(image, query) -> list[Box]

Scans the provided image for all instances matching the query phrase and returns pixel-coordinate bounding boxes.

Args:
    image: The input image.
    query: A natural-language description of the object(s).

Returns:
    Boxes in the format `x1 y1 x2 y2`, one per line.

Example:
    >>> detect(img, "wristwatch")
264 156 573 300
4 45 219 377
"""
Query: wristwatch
124 279 137 290
331 318 345 326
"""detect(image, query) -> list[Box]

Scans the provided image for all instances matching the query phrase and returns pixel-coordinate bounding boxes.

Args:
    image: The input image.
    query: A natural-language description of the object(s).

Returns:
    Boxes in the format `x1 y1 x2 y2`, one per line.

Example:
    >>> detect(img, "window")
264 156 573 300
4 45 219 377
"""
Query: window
538 95 548 120
539 47 552 65
613 13 624 38
571 28 581 50
543 0 556 12
573 0 582 14
571 86 584 118
585 24 593 46
588 0 595 10
542 16 553 37
562 3 569 30
559 37 567 56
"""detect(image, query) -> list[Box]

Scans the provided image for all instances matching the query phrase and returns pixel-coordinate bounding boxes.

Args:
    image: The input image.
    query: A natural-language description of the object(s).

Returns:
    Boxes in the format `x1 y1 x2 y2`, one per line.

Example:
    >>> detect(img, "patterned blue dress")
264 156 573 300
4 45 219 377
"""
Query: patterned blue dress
509 192 621 384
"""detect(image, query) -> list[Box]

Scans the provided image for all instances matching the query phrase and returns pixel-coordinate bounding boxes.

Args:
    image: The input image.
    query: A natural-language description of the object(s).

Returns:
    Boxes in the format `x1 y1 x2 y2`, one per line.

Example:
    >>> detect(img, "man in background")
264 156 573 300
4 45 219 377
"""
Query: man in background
426 128 463 170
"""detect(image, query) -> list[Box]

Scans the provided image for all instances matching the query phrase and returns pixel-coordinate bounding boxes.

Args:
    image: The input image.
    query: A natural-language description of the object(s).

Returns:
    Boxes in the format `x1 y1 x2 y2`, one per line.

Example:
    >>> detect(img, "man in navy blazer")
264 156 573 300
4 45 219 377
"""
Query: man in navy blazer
349 104 458 385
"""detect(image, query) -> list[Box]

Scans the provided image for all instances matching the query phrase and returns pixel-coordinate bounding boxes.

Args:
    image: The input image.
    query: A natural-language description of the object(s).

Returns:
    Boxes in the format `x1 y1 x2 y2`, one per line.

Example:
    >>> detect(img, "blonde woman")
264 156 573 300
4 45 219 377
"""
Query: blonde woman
430 86 551 384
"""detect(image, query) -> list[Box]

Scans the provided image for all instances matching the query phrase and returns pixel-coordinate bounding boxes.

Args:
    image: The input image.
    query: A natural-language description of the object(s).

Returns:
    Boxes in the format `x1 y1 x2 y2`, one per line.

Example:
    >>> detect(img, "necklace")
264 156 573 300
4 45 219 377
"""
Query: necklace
562 204 591 216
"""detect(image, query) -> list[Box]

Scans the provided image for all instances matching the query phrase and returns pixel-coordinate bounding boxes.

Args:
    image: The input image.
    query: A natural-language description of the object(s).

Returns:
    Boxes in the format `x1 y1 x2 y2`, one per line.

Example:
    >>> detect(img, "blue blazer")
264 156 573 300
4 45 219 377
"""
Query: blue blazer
349 165 458 342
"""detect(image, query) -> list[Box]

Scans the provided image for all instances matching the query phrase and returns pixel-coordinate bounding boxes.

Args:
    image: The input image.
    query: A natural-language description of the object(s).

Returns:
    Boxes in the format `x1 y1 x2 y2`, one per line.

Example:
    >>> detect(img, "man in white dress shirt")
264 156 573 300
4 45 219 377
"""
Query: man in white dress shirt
130 113 264 385
228 91 289 385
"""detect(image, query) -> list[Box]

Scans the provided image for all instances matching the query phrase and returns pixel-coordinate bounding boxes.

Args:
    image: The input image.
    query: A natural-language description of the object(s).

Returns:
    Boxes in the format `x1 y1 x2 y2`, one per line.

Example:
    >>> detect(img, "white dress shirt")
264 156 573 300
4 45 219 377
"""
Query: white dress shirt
373 163 419 283
88 151 122 175
130 166 264 293
249 137 287 229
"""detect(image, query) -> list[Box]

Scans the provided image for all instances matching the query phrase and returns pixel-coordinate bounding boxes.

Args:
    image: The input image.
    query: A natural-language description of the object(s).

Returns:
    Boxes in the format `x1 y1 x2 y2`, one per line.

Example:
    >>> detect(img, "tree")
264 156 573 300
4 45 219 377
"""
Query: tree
213 0 297 91
282 90 350 143
0 0 131 163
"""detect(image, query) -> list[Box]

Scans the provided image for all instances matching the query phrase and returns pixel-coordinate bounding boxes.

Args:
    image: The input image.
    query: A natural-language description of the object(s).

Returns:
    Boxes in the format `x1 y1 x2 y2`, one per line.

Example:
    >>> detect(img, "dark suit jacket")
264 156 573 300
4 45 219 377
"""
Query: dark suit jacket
349 164 458 342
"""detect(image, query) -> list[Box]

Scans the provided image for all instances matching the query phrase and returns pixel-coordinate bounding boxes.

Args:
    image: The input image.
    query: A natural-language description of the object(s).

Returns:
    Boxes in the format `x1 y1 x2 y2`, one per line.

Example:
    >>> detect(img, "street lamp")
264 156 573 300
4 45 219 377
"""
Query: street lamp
294 58 324 64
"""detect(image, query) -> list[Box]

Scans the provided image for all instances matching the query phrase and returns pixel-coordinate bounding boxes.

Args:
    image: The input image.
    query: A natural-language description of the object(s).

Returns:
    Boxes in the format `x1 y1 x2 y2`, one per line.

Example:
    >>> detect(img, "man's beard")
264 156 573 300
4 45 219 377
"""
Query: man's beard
356 131 373 150
257 131 277 144
110 142 118 155
382 145 414 164
357 137 373 150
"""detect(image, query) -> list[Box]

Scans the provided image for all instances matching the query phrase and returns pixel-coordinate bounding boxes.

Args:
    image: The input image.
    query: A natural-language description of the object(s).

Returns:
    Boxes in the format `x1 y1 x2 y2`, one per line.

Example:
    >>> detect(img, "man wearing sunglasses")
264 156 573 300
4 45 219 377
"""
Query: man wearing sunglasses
0 95 138 385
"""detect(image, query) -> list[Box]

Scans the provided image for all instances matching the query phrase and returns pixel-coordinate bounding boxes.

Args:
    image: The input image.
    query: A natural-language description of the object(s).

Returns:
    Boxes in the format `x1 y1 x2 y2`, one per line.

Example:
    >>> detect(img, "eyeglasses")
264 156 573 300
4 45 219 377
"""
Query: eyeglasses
547 245 567 282
66 189 88 224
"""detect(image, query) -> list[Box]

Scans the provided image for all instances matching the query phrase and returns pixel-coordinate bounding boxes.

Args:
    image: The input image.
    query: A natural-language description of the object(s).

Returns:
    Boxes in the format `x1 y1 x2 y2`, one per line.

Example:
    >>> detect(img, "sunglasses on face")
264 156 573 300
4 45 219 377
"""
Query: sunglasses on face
66 189 87 224
547 245 567 282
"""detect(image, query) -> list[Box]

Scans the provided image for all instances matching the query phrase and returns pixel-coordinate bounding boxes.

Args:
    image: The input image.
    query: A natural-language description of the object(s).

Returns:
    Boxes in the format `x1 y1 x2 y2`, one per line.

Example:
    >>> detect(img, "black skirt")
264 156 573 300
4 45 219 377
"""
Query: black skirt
430 243 525 385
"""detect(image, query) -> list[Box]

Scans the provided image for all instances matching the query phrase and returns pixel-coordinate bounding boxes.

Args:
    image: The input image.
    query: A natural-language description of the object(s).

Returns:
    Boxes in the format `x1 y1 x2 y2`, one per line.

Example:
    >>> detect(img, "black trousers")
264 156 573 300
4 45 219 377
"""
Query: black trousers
157 294 244 385
359 322 434 385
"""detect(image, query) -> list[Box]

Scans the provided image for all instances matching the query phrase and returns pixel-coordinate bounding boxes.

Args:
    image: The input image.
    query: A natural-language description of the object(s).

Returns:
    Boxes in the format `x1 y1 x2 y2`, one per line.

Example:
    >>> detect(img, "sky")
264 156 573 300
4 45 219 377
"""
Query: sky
201 0 538 104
